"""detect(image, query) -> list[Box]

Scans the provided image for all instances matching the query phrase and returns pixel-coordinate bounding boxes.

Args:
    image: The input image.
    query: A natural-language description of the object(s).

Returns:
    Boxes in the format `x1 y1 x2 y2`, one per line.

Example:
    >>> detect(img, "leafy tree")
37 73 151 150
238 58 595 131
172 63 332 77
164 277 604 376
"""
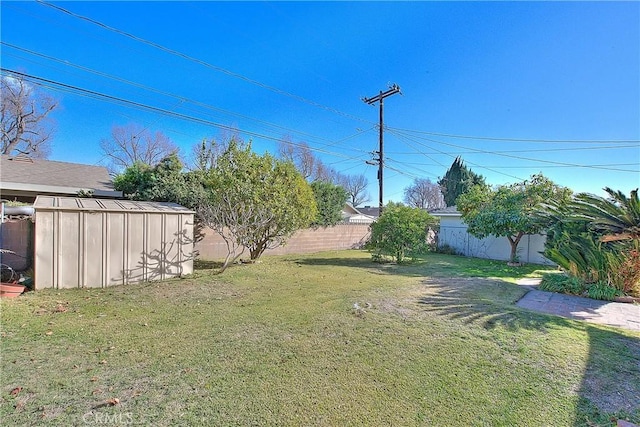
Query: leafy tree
437 157 485 207
100 123 178 172
368 202 436 263
310 181 348 227
571 188 640 243
113 161 154 199
539 188 640 296
189 131 240 171
199 141 317 269
113 153 204 208
1 73 58 158
457 174 571 263
403 178 446 210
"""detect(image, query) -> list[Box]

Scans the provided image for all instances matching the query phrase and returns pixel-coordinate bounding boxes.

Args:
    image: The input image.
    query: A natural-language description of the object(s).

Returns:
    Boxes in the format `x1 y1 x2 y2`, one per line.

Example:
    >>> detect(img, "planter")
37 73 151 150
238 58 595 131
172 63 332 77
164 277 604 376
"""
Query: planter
0 283 26 298
614 296 640 304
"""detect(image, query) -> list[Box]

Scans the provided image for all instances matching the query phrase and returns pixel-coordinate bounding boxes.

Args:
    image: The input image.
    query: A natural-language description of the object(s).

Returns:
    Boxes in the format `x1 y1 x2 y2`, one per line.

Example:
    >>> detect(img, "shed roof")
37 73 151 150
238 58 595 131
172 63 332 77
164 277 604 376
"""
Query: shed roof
34 196 194 214
430 206 462 217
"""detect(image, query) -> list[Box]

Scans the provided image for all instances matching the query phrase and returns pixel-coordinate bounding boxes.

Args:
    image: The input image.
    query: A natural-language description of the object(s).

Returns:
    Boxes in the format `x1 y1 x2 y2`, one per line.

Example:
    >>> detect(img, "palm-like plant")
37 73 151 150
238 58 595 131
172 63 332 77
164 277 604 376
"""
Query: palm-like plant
571 187 640 243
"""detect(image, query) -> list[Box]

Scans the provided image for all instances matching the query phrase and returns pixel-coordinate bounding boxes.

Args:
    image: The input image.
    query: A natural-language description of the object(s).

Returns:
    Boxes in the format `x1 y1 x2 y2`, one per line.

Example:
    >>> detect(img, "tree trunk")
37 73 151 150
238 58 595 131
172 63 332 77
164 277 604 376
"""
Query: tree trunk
249 241 267 260
506 232 525 263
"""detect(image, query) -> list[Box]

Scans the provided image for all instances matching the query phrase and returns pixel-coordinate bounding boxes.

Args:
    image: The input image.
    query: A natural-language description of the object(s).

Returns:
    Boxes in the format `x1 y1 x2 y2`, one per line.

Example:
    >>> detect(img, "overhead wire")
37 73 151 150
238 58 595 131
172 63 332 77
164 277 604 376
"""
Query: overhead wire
1 68 368 162
387 125 640 144
390 128 640 173
385 143 640 155
1 42 373 152
9 3 637 186
35 0 374 126
387 128 527 181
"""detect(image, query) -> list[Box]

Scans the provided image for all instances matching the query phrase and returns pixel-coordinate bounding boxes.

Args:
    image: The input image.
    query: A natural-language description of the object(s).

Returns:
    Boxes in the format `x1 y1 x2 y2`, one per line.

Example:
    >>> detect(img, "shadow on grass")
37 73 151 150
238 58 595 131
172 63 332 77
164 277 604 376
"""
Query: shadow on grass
194 259 224 270
295 251 550 281
413 276 640 426
416 276 576 332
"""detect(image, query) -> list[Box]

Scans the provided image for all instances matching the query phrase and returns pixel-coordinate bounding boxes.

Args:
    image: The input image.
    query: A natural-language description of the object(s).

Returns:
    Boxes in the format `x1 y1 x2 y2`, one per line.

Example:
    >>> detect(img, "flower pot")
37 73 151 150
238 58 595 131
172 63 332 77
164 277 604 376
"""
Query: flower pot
0 283 26 298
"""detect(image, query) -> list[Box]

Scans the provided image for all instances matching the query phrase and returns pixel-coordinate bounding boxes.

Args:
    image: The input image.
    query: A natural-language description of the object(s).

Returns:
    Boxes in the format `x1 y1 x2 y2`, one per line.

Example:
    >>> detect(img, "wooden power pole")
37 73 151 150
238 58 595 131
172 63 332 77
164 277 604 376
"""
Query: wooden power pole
363 84 401 215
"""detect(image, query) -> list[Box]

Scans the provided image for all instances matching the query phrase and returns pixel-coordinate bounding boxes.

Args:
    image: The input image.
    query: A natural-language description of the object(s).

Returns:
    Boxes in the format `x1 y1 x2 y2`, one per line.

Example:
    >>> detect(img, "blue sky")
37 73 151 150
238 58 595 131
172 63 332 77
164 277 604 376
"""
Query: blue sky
2 1 638 204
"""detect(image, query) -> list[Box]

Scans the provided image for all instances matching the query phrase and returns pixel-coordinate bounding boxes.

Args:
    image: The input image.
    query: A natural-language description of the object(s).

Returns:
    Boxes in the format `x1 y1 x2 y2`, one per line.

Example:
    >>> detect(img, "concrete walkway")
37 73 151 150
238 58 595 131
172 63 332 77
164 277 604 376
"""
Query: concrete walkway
515 279 640 332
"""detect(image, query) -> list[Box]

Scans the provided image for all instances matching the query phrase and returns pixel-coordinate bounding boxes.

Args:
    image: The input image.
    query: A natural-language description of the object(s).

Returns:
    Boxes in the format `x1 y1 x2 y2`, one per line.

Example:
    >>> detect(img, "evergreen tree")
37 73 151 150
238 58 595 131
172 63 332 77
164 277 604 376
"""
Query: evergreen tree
437 157 486 207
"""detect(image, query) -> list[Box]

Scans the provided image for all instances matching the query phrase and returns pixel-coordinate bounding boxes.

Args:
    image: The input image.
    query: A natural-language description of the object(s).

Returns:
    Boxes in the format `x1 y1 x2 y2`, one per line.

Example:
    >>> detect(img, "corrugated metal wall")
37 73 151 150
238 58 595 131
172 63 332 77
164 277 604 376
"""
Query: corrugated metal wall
34 197 194 289
437 216 554 265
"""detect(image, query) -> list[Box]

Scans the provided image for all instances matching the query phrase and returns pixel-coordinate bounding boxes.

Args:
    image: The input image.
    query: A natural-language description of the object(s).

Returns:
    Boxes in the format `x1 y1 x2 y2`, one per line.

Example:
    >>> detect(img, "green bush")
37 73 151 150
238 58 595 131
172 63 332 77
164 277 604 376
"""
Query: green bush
368 202 436 263
586 282 622 301
539 273 585 295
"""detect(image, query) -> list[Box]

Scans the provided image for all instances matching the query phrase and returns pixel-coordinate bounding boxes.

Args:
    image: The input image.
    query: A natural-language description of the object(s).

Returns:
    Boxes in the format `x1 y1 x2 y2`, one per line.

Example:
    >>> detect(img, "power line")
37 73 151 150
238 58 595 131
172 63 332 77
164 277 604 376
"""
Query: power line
1 68 366 162
36 0 373 126
385 143 640 155
1 42 372 151
393 160 639 170
390 128 640 173
387 126 640 144
388 128 527 181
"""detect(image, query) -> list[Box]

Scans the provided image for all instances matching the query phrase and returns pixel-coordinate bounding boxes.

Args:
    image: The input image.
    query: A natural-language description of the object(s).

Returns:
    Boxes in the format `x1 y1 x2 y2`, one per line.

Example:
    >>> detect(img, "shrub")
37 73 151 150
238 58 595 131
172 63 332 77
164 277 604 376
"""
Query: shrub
585 282 622 301
539 273 585 295
368 202 436 263
609 249 640 297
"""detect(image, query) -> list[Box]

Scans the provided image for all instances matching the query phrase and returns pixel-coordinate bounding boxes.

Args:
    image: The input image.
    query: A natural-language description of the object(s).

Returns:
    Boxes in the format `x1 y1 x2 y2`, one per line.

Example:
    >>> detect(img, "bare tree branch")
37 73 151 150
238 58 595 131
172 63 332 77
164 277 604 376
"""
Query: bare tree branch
338 173 370 207
100 123 178 172
1 74 58 158
403 178 446 210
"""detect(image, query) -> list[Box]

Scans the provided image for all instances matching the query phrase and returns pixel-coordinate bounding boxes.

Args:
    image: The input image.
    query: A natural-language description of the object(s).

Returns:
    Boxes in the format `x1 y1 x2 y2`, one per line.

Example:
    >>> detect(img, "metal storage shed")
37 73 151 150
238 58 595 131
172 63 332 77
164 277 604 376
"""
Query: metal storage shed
34 196 195 289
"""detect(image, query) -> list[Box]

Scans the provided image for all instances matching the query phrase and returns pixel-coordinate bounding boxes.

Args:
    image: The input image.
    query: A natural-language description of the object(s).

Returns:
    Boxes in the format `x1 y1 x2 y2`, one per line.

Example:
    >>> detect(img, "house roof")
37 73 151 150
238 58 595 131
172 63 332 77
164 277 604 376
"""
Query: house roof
358 206 380 218
430 206 462 217
342 203 360 215
0 155 121 199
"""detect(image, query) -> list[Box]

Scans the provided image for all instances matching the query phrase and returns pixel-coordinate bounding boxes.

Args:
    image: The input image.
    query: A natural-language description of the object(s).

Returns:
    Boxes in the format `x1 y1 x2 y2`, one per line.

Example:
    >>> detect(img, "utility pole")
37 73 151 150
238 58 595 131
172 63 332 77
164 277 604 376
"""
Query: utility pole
363 84 401 215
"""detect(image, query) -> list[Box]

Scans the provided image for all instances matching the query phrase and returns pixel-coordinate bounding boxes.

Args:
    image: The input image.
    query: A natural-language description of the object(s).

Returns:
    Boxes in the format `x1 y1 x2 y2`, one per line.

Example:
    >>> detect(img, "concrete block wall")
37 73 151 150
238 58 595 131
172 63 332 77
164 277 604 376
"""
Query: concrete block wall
195 224 371 261
0 219 33 272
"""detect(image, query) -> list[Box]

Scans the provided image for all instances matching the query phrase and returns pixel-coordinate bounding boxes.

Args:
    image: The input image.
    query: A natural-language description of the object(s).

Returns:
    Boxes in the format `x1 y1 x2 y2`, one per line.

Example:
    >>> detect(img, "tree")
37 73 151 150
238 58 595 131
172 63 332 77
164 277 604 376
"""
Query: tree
100 123 178 172
403 178 446 210
437 157 485 207
571 187 640 243
200 140 317 269
339 174 370 207
457 174 571 263
190 138 219 172
113 152 205 208
539 188 640 296
1 74 58 158
310 181 348 227
278 138 321 180
277 138 342 184
368 202 436 263
189 131 240 171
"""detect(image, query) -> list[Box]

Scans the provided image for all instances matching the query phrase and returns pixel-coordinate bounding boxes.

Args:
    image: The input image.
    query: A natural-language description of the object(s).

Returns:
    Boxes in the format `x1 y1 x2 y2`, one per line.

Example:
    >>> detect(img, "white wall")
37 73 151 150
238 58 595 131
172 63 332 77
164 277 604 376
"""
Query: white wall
437 216 554 265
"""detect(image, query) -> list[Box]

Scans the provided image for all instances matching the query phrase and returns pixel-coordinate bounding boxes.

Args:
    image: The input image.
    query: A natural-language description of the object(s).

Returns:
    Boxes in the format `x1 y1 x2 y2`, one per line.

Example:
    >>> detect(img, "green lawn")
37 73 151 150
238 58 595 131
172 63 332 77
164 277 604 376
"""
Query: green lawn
1 251 638 426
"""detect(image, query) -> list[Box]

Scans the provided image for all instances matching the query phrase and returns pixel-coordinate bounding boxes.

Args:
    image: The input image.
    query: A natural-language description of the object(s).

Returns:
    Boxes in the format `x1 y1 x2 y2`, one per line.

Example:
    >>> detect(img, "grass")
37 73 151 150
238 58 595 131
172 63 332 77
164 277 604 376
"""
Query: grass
1 250 639 426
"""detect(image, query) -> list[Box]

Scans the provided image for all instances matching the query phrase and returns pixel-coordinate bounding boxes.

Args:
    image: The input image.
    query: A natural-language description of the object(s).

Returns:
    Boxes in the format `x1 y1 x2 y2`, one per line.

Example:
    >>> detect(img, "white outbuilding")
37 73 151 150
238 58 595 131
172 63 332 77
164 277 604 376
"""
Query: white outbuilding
34 196 194 289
